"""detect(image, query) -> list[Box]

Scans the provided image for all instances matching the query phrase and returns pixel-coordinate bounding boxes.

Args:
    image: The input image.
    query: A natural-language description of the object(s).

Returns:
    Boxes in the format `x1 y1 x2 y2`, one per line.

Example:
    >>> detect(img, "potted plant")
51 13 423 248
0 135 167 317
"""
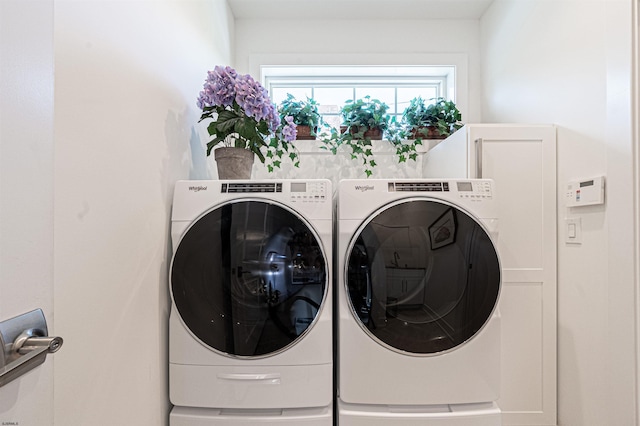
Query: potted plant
402 96 463 139
326 96 391 177
197 65 299 178
277 94 324 140
319 96 425 176
340 95 390 140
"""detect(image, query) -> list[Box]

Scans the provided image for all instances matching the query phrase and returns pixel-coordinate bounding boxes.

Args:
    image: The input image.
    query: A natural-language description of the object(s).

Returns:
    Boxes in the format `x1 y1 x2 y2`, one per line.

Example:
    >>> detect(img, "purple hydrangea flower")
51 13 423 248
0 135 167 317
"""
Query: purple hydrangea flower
196 65 299 169
281 116 297 142
234 73 274 123
266 106 281 132
197 66 280 129
197 65 237 109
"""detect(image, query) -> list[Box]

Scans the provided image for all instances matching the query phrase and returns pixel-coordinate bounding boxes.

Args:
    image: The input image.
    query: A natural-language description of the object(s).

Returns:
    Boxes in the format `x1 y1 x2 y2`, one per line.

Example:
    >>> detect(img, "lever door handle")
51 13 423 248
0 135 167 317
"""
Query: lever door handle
0 309 63 387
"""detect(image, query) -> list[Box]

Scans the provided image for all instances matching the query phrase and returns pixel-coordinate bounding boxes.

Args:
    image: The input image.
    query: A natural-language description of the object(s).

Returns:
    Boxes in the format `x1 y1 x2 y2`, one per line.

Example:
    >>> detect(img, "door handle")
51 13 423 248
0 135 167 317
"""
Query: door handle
474 137 483 178
0 309 63 387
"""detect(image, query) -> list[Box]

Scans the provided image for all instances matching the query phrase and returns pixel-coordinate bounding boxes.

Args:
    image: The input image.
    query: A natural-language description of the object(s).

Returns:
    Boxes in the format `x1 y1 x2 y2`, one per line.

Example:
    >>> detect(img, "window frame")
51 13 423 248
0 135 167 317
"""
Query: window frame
262 65 456 124
250 52 470 126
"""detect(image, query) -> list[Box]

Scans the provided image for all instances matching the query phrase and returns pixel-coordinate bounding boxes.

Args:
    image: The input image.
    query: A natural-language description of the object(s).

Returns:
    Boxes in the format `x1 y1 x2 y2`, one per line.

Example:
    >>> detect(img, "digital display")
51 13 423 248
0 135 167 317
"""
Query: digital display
457 182 473 192
580 180 594 188
291 182 307 193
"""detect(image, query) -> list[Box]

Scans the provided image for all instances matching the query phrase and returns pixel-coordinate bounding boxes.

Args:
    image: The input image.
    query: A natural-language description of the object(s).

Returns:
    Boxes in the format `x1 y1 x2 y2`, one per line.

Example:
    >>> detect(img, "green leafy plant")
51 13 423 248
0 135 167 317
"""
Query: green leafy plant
325 96 390 177
385 119 422 163
319 95 427 176
277 94 324 133
340 96 390 135
402 96 463 138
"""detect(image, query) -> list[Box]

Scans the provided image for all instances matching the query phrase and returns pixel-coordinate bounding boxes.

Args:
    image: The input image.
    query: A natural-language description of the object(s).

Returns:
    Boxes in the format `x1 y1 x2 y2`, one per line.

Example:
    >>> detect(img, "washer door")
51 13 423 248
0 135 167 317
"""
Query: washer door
171 200 327 358
346 199 500 355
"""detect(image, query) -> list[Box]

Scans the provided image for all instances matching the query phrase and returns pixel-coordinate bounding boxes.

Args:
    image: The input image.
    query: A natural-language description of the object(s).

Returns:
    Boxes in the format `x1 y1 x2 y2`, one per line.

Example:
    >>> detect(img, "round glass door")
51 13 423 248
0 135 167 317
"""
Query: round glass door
171 200 327 358
346 199 500 355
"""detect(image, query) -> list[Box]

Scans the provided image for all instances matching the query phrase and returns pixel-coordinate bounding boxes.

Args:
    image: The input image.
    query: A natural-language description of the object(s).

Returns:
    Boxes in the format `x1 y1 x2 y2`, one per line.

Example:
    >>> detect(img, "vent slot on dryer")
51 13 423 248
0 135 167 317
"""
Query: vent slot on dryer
221 183 283 193
388 182 450 192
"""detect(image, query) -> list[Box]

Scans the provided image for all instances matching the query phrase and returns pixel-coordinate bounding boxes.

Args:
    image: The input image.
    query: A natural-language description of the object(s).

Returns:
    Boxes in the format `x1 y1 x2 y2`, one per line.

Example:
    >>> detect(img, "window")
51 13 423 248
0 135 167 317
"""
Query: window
262 66 456 129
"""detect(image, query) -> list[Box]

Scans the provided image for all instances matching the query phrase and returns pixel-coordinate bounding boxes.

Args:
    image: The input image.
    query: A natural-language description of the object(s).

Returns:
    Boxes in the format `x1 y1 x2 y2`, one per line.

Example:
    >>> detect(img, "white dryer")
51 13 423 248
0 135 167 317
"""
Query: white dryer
169 179 333 425
336 179 502 426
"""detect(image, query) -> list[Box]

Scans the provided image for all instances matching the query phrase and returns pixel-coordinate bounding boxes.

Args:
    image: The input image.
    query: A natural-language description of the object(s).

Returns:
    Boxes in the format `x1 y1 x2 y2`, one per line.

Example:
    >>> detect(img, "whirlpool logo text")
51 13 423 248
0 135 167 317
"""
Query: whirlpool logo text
354 185 375 192
188 185 207 192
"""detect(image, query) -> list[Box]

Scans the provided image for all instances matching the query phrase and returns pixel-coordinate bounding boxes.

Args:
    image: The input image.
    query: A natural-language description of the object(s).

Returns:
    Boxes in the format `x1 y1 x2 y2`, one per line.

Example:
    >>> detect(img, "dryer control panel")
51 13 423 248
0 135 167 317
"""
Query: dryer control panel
455 180 493 200
387 180 493 200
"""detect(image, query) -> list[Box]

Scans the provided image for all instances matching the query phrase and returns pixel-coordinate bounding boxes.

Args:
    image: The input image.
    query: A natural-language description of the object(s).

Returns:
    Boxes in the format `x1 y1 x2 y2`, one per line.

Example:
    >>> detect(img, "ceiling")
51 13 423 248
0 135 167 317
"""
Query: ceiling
226 0 495 20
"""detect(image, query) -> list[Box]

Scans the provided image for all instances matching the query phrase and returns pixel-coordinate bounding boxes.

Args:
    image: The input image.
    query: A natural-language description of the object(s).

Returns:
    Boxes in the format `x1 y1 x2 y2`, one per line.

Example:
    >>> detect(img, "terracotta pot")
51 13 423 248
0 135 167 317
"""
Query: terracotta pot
340 126 383 140
214 147 254 180
410 126 447 140
295 125 316 140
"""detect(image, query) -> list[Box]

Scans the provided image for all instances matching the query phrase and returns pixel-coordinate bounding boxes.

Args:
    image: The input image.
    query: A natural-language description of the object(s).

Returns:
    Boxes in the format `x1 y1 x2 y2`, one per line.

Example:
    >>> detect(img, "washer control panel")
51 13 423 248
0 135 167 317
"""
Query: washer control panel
289 180 328 203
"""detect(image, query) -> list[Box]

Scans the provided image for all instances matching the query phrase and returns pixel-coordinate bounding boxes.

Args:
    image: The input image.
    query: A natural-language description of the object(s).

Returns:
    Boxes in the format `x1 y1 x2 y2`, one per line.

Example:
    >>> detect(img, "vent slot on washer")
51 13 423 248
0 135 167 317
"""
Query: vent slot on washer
388 182 449 192
221 183 283 193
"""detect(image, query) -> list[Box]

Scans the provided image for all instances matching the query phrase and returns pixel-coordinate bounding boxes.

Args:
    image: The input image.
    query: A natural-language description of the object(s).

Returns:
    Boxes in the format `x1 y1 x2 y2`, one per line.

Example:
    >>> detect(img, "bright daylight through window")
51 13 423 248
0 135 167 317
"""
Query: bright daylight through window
262 65 456 130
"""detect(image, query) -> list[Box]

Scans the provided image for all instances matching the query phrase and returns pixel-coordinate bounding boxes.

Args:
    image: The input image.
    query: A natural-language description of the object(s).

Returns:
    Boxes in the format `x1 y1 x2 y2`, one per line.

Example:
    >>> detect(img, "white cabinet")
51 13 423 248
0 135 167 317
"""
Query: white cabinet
423 124 557 426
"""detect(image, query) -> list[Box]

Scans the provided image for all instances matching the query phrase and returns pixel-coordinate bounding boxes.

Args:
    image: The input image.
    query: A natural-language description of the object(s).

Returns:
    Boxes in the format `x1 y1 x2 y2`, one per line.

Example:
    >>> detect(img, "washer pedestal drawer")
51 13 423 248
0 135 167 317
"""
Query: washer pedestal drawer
170 362 332 409
170 405 332 425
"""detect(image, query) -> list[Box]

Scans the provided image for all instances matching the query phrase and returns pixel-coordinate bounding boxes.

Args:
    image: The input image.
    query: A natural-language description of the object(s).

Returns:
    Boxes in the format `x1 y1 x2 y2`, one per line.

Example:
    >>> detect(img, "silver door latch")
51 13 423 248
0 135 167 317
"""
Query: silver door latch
0 309 63 387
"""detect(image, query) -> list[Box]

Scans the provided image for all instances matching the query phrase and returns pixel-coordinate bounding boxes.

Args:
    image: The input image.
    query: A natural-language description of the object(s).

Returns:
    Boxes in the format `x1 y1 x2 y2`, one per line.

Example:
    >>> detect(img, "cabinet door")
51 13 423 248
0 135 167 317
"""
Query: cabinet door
469 125 557 426
385 268 426 306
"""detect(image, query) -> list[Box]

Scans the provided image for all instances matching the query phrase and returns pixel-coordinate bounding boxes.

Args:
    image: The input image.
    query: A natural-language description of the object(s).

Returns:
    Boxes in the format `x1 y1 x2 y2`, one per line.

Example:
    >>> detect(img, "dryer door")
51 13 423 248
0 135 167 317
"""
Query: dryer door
171 200 327 358
346 198 500 355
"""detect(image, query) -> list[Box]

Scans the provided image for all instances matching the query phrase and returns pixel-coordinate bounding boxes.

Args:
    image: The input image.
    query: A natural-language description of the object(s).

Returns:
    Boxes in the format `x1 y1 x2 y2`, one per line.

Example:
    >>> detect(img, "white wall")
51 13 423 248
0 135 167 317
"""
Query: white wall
0 1 55 424
481 1 636 425
53 0 233 424
3 2 636 424
234 18 483 124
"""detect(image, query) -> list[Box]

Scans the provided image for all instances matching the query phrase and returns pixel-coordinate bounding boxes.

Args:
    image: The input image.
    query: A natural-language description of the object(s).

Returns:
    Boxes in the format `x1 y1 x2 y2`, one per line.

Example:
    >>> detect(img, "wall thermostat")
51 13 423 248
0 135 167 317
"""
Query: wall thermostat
566 175 605 207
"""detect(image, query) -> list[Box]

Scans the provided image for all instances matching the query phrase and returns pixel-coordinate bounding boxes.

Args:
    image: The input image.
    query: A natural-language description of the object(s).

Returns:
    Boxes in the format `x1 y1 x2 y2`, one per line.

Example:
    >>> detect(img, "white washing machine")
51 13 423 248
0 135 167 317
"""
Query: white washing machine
169 179 333 425
336 179 502 426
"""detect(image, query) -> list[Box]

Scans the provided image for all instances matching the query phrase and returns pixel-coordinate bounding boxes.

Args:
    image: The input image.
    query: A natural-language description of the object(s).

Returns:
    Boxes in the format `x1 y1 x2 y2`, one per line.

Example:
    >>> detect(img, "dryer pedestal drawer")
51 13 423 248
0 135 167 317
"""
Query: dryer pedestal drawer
338 400 501 426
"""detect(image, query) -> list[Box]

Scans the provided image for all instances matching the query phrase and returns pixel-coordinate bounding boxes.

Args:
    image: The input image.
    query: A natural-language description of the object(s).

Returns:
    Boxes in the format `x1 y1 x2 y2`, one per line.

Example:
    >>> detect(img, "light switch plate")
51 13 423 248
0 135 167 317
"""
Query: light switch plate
565 217 582 244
